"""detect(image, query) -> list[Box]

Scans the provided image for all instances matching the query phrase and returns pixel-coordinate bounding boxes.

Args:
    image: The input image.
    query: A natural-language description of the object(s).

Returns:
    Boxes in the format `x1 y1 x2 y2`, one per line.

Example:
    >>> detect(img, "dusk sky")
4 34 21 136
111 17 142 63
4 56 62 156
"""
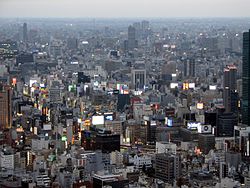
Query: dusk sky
0 0 250 18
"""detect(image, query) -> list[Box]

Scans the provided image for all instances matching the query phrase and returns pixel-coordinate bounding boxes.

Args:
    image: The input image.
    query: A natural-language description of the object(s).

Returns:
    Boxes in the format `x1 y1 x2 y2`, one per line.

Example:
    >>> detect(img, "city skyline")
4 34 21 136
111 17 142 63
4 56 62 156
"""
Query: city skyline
0 0 250 18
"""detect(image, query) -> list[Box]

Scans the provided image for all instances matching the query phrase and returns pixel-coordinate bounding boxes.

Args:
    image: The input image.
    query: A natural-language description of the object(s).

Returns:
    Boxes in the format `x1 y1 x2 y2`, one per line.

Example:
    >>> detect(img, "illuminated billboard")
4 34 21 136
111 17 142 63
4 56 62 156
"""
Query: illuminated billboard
167 118 173 127
12 78 17 85
92 116 104 125
68 85 76 92
189 83 195 89
187 122 201 130
29 79 37 87
170 83 178 89
61 136 67 141
209 85 217 90
197 124 212 133
104 113 114 121
183 83 189 90
196 103 204 110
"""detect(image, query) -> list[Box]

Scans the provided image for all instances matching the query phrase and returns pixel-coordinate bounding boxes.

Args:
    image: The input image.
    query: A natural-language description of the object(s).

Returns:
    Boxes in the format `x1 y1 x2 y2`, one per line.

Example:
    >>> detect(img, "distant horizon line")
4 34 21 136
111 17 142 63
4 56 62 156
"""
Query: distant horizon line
1 16 250 20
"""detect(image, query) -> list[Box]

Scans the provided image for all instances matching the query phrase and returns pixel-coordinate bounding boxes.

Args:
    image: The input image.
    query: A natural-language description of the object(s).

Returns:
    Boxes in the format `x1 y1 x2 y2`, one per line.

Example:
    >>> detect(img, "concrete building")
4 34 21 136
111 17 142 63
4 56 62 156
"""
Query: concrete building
0 84 12 130
156 142 177 154
0 149 15 169
155 153 181 184
198 134 215 154
133 154 152 169
131 68 146 90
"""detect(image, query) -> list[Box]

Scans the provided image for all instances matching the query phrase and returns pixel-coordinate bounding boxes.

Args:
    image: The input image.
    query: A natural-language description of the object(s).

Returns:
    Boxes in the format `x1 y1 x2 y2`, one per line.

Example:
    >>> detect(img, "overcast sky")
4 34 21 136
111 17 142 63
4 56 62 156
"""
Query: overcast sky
0 0 249 18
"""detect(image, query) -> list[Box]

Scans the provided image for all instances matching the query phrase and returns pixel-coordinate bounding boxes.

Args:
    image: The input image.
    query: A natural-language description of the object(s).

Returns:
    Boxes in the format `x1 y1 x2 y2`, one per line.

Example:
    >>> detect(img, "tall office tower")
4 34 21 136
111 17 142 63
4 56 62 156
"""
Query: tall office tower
141 20 149 31
23 23 28 42
133 22 141 39
155 153 181 184
183 59 195 78
242 30 250 125
127 25 137 51
141 20 150 38
131 68 146 90
223 65 237 112
183 60 188 77
0 85 12 130
188 59 195 77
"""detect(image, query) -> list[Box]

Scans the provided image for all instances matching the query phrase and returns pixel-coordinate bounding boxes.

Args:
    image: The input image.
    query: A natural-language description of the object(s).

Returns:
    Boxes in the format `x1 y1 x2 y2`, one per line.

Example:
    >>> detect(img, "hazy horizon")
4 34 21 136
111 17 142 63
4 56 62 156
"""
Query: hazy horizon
0 0 250 18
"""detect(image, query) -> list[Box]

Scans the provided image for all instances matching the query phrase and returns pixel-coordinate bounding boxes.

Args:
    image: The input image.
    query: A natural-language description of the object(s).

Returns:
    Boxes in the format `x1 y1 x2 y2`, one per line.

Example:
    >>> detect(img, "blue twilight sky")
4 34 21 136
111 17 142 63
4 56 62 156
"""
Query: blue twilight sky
0 0 249 18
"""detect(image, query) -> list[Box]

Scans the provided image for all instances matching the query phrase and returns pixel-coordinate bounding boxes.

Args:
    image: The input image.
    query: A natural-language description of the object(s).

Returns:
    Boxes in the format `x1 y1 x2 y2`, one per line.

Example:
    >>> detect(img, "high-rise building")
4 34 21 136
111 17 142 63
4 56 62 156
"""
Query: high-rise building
189 59 195 77
155 153 181 184
127 25 137 51
242 30 250 125
0 85 12 130
131 68 146 90
23 23 28 42
133 22 141 39
223 65 237 112
141 20 150 38
183 59 195 78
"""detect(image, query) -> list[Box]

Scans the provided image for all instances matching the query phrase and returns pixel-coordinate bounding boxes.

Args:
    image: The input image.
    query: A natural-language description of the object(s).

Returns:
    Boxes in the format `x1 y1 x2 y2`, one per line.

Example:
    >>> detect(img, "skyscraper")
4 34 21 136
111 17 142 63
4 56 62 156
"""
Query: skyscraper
127 25 137 51
223 65 237 112
0 84 12 130
242 30 250 125
188 59 196 77
23 23 28 42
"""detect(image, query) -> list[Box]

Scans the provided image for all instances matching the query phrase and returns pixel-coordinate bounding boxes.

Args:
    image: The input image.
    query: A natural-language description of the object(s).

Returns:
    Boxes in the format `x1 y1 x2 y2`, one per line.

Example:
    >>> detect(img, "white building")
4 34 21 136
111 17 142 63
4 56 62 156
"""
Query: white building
110 151 123 166
0 151 15 169
131 68 146 90
156 142 177 154
133 154 152 169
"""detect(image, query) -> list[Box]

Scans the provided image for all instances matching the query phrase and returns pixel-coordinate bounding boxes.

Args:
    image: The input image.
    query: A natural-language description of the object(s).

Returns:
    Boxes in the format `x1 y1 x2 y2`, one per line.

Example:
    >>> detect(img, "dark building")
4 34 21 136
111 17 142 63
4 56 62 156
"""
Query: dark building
155 153 181 184
145 119 156 144
179 127 199 142
198 134 215 154
205 111 217 128
23 23 28 42
223 65 238 113
188 59 195 77
216 113 237 137
78 72 90 84
16 53 34 65
127 25 137 51
0 85 12 130
95 134 120 153
242 30 250 125
117 94 130 111
81 130 94 150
